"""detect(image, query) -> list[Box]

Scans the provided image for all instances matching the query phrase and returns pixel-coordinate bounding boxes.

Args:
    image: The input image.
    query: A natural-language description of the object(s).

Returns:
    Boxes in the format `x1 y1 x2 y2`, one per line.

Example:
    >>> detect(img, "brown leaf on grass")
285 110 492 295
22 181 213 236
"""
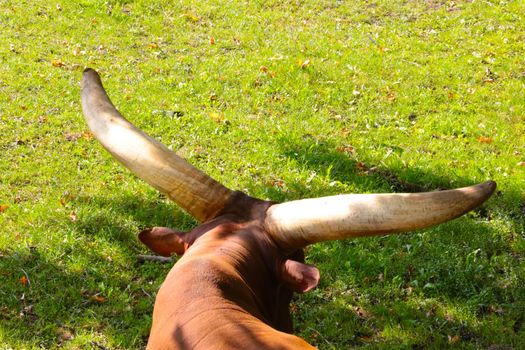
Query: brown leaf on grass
353 306 371 319
82 131 94 140
477 136 493 144
517 162 525 167
147 42 159 49
274 179 285 188
356 162 368 171
359 335 374 343
386 89 396 102
0 204 8 213
64 132 81 141
209 37 215 45
51 59 65 67
407 264 415 277
64 131 93 142
336 145 355 155
448 335 461 344
92 295 106 303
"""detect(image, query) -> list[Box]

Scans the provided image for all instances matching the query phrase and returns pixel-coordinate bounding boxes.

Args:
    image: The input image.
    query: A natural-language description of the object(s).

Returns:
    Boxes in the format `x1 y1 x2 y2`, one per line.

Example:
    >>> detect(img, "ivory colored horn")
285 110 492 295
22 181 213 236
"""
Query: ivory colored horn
266 181 496 250
81 68 233 222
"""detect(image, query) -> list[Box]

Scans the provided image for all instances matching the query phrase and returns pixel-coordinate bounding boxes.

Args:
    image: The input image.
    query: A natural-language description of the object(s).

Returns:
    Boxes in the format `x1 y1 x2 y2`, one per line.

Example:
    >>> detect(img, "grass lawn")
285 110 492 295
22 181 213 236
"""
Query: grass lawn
1 0 524 348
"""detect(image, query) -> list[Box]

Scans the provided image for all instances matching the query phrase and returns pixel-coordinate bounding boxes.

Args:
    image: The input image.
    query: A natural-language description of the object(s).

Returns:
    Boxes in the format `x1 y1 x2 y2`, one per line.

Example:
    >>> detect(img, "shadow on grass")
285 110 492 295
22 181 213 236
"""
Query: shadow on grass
295 219 524 348
275 136 524 227
0 194 189 349
0 244 153 348
1 142 522 349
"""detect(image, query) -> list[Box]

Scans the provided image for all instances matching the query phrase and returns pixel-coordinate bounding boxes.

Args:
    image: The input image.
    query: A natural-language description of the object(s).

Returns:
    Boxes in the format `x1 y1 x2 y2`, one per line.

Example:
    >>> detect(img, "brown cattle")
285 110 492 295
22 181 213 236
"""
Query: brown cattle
80 68 496 349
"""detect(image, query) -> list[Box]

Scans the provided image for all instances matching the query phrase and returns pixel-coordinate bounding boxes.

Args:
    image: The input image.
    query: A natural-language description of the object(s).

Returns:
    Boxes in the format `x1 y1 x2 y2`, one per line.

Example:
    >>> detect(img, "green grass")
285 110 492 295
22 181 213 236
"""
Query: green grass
1 0 524 348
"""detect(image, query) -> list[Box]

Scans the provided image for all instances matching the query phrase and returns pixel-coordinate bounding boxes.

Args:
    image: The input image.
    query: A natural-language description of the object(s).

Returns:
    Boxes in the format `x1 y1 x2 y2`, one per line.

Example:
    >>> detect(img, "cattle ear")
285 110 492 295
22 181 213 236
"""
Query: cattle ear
281 259 320 293
138 227 188 257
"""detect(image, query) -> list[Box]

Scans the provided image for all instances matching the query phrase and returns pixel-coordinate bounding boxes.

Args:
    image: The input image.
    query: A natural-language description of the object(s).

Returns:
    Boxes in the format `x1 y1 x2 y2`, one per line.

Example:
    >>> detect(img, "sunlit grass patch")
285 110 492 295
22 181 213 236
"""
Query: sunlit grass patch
1 0 523 348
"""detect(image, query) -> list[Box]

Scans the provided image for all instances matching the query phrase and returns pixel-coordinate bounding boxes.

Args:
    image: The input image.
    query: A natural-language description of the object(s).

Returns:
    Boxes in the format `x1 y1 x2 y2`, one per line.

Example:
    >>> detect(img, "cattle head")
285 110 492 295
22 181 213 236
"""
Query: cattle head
80 68 496 348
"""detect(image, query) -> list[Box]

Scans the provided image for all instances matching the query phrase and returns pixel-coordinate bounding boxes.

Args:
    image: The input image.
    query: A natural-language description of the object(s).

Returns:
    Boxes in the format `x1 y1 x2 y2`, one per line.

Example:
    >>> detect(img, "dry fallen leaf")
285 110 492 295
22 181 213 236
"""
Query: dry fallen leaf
359 335 374 343
517 162 525 167
0 204 8 213
386 89 396 102
274 180 285 188
82 131 94 140
477 136 493 144
353 306 371 319
64 132 81 141
148 42 159 49
209 37 215 45
448 335 461 344
51 59 65 67
356 162 368 171
336 145 355 155
92 295 106 303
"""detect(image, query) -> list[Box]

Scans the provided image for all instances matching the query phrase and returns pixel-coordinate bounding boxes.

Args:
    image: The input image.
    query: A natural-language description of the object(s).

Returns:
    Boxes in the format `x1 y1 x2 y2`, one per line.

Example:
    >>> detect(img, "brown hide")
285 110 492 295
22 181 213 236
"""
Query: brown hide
142 193 318 349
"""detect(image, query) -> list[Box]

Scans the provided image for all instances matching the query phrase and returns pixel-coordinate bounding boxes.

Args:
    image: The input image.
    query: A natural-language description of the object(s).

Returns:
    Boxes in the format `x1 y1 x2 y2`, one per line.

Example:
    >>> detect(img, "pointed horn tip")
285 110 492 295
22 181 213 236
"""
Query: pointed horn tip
83 67 97 75
479 180 497 197
82 67 100 83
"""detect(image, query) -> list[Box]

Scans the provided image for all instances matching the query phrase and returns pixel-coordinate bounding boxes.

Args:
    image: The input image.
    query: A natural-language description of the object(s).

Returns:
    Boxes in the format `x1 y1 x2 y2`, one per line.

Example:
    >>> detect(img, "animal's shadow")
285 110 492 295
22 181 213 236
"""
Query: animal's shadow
2 140 522 349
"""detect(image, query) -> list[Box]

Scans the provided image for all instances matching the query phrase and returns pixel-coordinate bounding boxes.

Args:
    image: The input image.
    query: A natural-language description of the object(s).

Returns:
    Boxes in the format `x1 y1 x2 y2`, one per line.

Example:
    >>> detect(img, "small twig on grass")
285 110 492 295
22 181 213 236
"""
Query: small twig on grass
141 287 152 298
366 34 378 46
137 254 174 263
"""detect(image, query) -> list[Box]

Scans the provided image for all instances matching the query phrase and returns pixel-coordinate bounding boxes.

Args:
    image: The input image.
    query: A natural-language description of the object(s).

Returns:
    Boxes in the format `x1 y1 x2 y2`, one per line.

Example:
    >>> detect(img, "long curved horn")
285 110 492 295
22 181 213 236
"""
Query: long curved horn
265 181 496 250
81 68 233 222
